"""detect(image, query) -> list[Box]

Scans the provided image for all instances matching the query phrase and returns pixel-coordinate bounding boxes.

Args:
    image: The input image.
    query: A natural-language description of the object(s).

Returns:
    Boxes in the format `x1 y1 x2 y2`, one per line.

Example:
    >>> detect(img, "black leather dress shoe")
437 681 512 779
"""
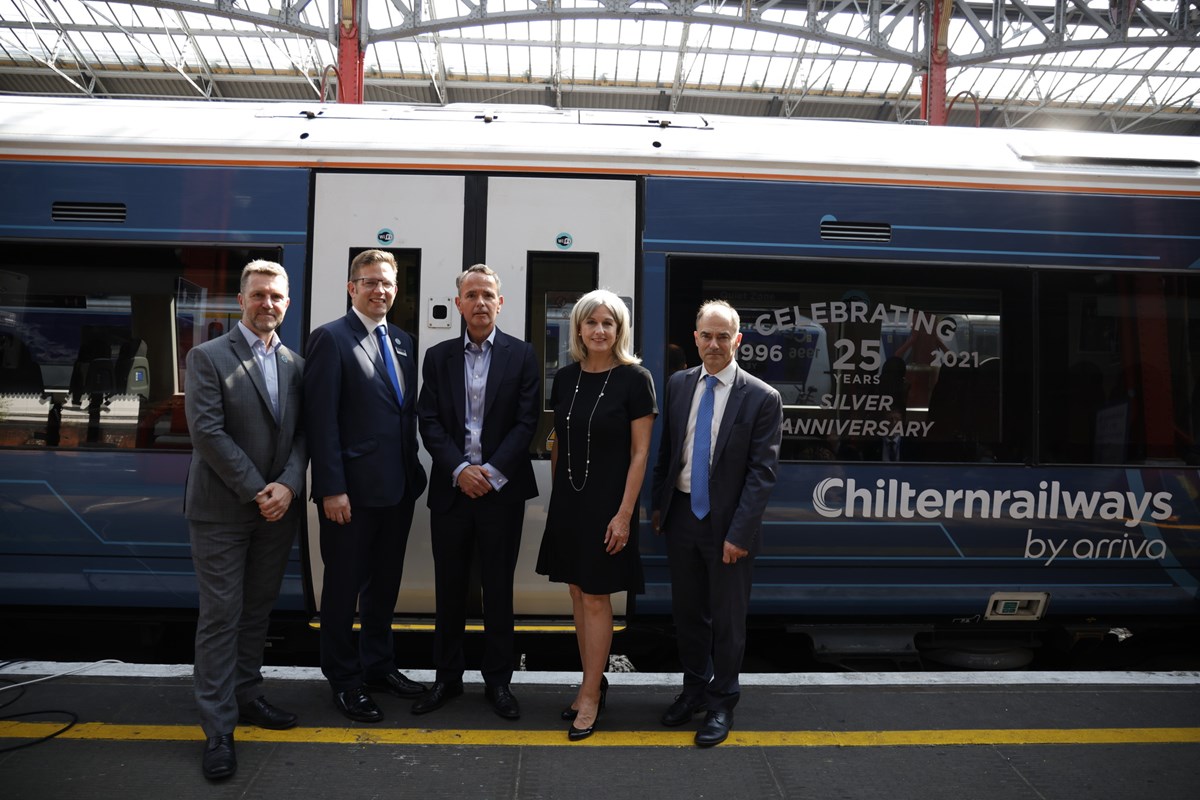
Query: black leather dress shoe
411 681 463 715
695 710 733 747
661 694 706 727
364 669 427 698
333 686 384 723
202 733 236 780
484 684 521 720
238 696 298 730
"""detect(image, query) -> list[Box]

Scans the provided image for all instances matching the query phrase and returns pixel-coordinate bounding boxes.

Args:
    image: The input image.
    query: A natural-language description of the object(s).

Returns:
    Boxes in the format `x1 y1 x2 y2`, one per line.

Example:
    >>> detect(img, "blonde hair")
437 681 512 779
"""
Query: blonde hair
240 260 288 293
569 289 640 365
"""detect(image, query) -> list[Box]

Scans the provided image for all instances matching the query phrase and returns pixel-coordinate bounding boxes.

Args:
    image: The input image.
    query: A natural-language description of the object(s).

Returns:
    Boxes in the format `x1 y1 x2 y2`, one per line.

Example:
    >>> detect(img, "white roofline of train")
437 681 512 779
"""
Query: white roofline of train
0 95 1197 196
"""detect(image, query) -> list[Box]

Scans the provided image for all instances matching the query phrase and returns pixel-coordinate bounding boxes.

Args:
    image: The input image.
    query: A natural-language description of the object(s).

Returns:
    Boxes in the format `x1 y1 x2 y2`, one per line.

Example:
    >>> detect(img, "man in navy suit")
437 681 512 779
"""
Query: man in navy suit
184 260 305 780
652 299 783 747
414 264 539 719
304 249 428 723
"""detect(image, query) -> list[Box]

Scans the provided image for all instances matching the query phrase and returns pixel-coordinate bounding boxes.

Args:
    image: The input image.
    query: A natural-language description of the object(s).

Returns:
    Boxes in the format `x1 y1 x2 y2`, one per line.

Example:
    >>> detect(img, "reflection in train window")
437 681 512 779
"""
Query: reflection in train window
0 243 280 450
664 257 1026 464
1039 272 1200 466
527 252 597 458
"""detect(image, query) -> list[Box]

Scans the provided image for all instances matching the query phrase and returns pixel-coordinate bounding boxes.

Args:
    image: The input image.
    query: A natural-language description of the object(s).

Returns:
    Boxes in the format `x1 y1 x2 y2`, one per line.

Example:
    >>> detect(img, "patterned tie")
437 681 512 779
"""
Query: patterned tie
690 374 718 519
375 325 404 405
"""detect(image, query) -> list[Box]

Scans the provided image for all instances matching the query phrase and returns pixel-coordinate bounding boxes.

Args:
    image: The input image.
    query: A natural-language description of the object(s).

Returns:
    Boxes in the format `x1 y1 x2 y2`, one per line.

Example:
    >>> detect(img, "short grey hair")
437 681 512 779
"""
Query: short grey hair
696 299 740 332
456 263 501 293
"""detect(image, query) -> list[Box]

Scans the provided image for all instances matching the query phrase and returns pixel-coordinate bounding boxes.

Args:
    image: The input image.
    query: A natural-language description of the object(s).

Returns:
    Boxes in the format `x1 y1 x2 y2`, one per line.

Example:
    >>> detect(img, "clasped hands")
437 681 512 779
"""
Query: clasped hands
456 464 494 499
255 482 293 523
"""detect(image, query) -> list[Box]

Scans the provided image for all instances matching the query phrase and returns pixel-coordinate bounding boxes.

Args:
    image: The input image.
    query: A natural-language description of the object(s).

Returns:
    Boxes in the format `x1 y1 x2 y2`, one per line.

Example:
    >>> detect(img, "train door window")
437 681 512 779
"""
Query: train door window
0 242 280 451
664 257 1025 463
527 252 598 457
346 247 420 339
1038 271 1200 465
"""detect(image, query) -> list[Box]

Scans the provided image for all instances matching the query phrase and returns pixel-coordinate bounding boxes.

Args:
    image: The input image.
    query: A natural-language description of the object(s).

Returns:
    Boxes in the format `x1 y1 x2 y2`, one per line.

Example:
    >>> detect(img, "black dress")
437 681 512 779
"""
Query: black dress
536 362 657 595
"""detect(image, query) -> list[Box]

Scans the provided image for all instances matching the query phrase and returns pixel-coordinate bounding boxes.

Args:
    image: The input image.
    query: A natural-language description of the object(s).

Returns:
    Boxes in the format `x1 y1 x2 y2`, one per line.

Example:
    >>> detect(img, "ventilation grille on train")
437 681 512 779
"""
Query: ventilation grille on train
820 220 891 243
52 201 127 223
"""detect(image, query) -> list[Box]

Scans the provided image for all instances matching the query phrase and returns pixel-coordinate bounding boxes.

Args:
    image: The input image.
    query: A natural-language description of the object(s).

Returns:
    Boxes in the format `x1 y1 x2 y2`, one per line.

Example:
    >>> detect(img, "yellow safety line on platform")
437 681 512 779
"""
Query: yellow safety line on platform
2 722 1199 747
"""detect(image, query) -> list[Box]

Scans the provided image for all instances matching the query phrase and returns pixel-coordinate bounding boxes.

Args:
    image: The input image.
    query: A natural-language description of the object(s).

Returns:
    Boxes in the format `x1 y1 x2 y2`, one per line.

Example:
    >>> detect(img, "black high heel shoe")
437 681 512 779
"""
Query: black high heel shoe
561 675 607 721
568 691 605 741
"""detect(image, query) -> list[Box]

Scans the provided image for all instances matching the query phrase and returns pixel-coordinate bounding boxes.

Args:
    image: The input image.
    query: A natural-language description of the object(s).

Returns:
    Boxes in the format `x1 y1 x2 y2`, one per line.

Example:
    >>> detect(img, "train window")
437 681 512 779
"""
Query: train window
346 247 420 341
664 257 1025 464
526 252 598 457
1038 272 1200 466
0 242 280 451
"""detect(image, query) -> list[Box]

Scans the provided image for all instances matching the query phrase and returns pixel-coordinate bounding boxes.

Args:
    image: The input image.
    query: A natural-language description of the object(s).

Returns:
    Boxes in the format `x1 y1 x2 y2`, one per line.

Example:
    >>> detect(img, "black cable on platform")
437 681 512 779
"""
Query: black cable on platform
0 661 123 752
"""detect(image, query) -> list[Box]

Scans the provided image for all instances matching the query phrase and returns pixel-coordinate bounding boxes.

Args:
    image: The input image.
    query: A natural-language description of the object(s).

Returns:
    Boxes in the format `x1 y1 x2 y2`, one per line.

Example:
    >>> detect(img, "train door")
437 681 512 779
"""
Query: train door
307 172 637 625
486 176 638 620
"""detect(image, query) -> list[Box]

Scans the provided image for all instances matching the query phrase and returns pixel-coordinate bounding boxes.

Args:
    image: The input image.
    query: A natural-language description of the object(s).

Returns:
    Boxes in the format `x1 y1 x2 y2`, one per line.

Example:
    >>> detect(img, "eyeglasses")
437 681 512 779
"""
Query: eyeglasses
352 277 397 292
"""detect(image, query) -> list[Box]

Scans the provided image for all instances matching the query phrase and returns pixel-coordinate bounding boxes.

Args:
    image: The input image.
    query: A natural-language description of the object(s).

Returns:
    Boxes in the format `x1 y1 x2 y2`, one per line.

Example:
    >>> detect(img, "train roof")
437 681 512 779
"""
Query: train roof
1 95 1198 196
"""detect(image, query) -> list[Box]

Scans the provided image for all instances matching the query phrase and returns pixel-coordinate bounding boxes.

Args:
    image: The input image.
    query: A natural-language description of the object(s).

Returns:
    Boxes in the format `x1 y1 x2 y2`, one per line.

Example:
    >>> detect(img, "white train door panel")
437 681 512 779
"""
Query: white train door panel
306 172 637 625
487 177 638 618
308 172 464 616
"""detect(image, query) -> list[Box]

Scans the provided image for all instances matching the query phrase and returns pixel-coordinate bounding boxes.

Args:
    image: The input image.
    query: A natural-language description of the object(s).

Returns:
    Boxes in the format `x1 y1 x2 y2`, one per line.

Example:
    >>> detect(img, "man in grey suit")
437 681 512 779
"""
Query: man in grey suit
184 260 306 780
652 299 783 748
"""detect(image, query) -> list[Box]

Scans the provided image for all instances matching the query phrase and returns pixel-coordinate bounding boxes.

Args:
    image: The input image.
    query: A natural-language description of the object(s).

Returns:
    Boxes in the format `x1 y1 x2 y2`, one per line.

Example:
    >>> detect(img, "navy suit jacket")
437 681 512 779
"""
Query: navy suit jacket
417 327 540 513
304 311 427 507
652 364 783 553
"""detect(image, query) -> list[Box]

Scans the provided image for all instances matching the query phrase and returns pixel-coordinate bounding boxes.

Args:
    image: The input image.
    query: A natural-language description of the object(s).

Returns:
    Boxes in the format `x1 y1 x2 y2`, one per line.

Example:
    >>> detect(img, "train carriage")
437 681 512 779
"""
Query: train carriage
1 96 1197 657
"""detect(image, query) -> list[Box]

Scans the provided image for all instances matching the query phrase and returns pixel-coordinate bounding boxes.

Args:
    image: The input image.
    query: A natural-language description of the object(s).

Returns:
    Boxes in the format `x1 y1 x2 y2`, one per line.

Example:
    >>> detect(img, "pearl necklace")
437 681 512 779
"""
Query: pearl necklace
565 364 614 492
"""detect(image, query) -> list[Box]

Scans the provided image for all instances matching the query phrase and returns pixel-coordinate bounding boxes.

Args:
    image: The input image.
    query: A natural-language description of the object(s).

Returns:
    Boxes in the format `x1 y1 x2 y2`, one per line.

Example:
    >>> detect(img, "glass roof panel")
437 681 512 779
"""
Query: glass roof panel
0 0 1194 132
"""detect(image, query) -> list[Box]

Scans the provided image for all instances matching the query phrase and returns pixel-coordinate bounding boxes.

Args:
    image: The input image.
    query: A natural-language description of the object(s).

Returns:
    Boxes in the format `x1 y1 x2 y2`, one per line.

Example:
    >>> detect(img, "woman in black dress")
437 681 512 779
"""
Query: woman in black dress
536 289 657 741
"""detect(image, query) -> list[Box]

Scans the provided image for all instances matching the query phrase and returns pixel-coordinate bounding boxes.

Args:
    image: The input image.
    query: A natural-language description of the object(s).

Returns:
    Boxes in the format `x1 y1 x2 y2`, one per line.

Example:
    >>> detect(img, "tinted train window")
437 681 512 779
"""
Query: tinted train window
0 243 280 451
664 257 1028 463
1039 272 1200 465
527 252 598 458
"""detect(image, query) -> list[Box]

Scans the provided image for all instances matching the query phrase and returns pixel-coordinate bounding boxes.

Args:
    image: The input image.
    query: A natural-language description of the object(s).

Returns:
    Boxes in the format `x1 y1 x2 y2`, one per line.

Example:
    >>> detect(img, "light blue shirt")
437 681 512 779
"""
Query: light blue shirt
453 329 507 491
237 321 281 421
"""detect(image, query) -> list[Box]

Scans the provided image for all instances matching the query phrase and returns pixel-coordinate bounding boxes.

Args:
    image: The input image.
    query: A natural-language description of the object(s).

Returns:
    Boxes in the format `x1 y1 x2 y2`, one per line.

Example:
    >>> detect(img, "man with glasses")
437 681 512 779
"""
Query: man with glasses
304 249 428 723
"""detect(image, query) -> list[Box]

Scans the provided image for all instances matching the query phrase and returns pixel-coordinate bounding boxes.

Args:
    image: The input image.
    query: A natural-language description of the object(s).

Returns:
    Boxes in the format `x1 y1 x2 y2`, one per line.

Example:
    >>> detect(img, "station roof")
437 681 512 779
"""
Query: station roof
0 0 1197 135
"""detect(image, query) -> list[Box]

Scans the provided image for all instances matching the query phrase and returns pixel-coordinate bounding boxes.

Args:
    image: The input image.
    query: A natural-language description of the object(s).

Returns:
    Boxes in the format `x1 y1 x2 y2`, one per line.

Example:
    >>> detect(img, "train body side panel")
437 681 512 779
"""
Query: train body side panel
0 161 310 609
637 175 1200 621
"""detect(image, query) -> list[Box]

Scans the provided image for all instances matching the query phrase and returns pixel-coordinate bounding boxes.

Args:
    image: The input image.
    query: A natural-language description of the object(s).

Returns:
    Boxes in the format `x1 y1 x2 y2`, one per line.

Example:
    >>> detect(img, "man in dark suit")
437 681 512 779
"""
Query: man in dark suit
184 260 306 780
414 263 539 719
304 249 428 723
652 299 783 747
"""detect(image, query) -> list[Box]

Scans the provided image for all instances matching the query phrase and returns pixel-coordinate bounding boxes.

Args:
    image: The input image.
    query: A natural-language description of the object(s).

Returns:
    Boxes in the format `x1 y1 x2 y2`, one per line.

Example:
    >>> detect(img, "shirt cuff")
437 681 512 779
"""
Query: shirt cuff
482 462 508 491
452 462 470 487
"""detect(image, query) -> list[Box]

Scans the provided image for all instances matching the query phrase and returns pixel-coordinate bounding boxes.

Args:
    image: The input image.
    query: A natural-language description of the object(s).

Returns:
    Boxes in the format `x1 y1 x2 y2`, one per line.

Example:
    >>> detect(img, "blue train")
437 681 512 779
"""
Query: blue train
1 96 1197 657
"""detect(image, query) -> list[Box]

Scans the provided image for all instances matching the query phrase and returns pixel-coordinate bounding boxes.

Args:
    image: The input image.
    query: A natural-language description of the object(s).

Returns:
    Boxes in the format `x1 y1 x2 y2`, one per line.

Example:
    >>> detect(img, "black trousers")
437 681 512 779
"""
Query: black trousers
318 500 415 691
430 491 525 686
665 489 755 715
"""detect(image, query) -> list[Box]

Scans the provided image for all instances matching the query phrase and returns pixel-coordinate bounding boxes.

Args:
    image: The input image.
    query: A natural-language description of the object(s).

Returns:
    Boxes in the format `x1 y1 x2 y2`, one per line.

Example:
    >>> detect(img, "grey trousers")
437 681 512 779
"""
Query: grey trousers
189 512 297 737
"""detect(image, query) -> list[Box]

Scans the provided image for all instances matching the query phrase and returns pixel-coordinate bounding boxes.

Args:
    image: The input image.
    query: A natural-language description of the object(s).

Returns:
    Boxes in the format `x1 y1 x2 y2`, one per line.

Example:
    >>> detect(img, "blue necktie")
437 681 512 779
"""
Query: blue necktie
375 326 404 406
690 374 718 519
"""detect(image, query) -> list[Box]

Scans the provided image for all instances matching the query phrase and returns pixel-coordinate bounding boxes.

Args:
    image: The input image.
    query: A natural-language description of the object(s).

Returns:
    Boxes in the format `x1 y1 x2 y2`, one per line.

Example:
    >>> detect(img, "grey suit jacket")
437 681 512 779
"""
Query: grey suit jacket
183 329 306 523
652 363 783 553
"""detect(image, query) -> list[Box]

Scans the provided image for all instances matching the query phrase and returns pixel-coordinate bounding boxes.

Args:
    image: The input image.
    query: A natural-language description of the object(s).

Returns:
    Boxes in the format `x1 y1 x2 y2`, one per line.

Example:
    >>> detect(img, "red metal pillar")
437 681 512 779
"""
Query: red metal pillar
922 0 952 125
337 0 365 104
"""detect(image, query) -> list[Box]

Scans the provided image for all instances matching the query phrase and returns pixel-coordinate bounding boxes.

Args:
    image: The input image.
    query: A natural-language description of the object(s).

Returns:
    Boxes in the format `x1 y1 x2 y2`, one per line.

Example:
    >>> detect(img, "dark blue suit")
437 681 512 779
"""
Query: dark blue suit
652 364 782 713
417 327 539 686
305 311 427 691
